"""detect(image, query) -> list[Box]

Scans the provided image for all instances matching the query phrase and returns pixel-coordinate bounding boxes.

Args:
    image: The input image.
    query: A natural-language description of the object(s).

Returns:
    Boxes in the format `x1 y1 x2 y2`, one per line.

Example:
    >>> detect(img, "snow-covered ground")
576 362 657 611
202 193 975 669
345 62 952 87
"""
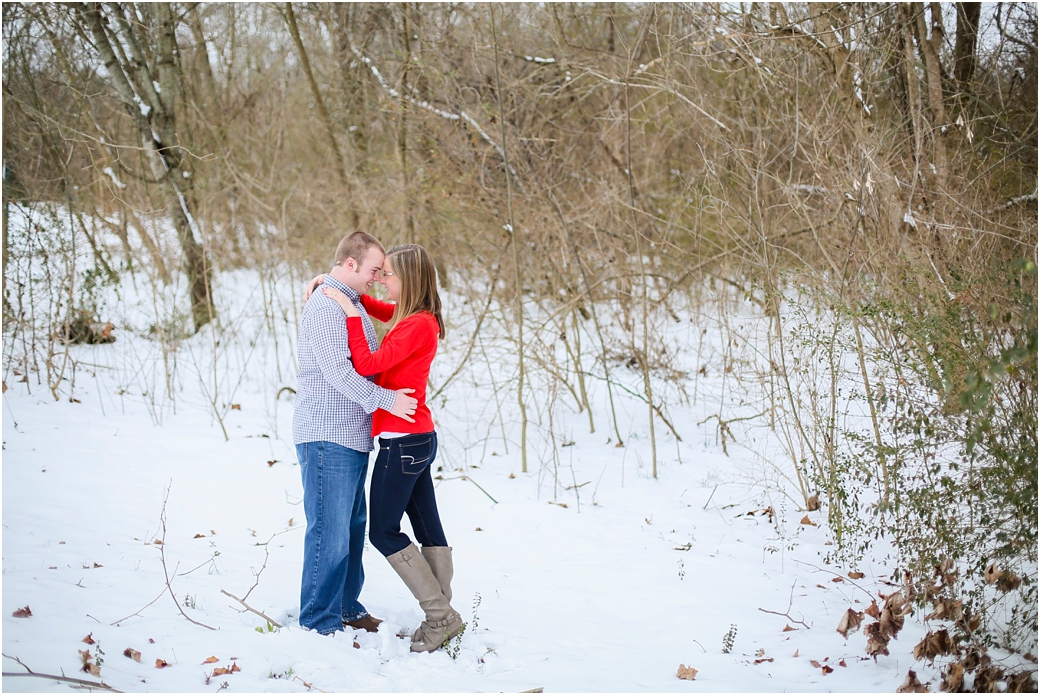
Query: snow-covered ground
0 234 1013 692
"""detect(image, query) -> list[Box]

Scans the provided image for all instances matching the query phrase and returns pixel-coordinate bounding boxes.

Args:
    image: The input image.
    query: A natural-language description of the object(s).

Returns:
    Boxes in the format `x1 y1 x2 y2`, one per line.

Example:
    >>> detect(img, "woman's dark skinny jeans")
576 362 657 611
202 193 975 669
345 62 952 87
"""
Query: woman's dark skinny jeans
369 431 448 556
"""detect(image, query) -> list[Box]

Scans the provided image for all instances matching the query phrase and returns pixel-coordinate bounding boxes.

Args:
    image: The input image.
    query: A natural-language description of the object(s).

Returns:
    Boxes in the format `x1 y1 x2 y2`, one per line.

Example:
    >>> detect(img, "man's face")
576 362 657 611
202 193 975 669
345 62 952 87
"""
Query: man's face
343 248 384 293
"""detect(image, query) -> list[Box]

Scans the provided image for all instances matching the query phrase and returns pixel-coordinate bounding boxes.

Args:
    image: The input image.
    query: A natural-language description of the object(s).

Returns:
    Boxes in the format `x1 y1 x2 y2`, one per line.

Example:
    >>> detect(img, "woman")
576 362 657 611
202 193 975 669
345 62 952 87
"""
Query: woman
315 244 463 653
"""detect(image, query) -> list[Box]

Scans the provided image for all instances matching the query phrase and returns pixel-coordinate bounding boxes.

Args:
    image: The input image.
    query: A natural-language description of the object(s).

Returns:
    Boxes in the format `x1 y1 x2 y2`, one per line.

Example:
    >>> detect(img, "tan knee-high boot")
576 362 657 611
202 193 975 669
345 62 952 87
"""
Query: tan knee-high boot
386 543 464 652
420 546 454 603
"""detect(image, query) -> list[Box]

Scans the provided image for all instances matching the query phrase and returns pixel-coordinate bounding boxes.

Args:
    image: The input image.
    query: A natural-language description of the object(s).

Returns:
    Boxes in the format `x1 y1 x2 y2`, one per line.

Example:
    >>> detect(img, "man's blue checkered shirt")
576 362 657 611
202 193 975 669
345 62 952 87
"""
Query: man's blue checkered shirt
292 274 396 452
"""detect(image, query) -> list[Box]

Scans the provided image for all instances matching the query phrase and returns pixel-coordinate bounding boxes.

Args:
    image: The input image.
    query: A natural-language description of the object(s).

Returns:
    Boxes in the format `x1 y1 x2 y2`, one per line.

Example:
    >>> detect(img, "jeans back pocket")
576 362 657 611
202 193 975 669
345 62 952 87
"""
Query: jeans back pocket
399 437 433 475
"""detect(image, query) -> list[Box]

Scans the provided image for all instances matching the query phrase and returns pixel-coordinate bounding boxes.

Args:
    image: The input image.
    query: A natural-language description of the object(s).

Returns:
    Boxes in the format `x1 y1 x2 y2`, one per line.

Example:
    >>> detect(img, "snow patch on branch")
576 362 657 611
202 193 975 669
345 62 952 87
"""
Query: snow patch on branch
985 191 1038 215
351 45 522 189
102 167 126 189
134 94 151 117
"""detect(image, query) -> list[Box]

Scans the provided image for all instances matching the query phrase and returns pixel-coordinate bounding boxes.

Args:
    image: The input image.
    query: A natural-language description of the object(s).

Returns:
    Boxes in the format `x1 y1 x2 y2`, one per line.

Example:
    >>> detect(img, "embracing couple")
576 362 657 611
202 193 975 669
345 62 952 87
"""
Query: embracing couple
291 231 463 652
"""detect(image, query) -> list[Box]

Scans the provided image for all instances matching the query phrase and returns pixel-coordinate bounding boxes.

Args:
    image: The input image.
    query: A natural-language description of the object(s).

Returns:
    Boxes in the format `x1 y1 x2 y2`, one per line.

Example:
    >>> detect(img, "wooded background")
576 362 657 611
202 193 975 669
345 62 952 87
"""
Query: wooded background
3 1 1037 674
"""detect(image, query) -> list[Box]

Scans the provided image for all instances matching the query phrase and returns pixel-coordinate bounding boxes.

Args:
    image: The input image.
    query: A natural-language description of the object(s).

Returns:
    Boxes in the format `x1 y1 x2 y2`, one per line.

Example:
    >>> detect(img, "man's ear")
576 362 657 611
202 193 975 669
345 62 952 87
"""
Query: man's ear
343 257 357 273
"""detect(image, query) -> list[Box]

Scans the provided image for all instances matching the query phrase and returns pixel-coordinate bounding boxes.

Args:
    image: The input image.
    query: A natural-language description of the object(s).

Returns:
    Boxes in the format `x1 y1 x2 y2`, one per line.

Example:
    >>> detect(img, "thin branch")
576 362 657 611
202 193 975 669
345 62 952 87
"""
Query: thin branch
220 589 283 629
158 485 217 630
1 672 123 692
110 585 166 626
757 582 812 629
3 653 123 692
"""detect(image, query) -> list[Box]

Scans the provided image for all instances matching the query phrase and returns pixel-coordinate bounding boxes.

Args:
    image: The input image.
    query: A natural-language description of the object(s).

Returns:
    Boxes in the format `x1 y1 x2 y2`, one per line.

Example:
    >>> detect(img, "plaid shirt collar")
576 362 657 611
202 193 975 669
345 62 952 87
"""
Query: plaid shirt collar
323 274 361 303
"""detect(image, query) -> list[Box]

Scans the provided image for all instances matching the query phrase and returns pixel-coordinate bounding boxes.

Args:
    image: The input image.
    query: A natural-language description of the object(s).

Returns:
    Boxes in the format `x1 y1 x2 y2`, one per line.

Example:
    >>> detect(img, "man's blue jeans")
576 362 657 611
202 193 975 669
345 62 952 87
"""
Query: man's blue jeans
297 441 370 634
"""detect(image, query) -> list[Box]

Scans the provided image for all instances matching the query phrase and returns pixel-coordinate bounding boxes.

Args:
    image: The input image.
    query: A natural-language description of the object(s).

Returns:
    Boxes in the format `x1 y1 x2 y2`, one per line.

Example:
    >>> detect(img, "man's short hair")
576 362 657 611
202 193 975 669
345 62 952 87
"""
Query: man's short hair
334 232 384 267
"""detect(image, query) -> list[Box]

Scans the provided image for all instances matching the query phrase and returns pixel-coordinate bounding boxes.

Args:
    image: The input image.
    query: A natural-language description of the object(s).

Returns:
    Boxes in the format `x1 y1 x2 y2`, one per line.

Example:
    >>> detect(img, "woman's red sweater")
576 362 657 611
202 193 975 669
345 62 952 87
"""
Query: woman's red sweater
346 294 438 437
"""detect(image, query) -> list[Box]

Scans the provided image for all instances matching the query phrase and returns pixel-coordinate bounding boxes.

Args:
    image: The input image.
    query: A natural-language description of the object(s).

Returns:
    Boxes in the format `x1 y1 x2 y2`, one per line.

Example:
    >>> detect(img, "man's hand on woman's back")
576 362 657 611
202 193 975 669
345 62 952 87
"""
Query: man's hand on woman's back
391 388 417 423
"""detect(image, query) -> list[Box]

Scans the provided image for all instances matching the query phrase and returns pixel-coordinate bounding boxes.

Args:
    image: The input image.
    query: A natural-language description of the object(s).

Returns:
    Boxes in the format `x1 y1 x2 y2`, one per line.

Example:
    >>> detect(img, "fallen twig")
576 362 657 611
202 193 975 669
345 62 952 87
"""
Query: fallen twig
158 484 217 630
3 653 123 692
111 586 166 626
437 474 499 504
293 674 329 692
220 589 283 628
758 581 811 629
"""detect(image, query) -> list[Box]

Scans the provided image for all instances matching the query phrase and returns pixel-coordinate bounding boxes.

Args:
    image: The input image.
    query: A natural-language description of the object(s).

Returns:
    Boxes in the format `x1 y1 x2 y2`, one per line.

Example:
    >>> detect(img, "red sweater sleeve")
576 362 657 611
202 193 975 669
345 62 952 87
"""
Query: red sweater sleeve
346 314 432 377
360 294 396 323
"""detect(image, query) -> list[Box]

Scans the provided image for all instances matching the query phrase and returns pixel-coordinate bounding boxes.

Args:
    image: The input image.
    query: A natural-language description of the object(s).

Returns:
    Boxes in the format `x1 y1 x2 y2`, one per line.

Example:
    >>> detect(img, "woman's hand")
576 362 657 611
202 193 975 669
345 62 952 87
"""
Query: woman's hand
303 274 324 302
322 286 360 317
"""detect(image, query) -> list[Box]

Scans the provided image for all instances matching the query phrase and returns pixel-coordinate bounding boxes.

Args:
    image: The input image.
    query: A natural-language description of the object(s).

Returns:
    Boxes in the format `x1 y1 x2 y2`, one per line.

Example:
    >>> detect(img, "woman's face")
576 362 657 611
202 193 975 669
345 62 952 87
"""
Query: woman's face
380 258 401 302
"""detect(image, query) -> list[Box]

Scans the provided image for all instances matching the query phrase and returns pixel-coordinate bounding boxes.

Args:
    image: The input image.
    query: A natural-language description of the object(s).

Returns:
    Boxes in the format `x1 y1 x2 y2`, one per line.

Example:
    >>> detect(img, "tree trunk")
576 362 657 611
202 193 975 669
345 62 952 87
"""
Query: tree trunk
78 2 215 332
913 2 948 180
954 3 981 91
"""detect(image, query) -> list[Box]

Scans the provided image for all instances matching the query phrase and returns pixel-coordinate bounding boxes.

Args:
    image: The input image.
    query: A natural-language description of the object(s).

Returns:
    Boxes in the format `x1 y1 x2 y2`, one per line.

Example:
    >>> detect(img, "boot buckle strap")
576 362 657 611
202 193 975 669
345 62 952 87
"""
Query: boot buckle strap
424 612 461 629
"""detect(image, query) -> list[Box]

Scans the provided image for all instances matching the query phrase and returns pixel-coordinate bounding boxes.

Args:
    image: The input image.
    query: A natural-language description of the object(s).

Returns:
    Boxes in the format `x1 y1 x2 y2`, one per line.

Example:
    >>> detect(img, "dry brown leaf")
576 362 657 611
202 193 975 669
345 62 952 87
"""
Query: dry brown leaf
913 630 954 663
810 660 822 668
155 658 170 669
79 649 100 676
821 665 834 675
353 641 361 649
1024 652 1037 664
940 661 964 692
12 606 32 618
997 570 1022 593
1005 671 1038 693
212 667 231 676
848 571 865 579
153 539 163 545
202 656 219 664
82 634 95 644
783 624 797 632
879 591 910 640
231 663 240 673
896 669 929 693
230 404 241 410
267 460 278 467
974 666 1001 693
123 648 142 663
148 638 155 644
754 657 774 665
805 494 820 511
926 598 963 622
799 515 817 526
864 623 891 658
831 577 844 583
839 659 847 667
194 534 205 539
676 664 698 681
508 473 516 479
287 518 294 527
864 599 880 619
836 608 864 639
793 649 799 658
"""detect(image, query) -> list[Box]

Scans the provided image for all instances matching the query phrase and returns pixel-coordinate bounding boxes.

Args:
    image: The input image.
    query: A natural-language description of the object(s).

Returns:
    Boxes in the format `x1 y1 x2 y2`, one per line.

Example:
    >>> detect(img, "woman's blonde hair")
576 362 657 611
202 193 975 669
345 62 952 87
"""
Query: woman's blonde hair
385 244 445 339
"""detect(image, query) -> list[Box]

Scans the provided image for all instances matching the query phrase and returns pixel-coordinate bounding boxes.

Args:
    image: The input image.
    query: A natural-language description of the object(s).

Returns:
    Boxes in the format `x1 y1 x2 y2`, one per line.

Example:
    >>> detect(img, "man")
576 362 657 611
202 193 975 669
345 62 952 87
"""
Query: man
293 231 418 636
